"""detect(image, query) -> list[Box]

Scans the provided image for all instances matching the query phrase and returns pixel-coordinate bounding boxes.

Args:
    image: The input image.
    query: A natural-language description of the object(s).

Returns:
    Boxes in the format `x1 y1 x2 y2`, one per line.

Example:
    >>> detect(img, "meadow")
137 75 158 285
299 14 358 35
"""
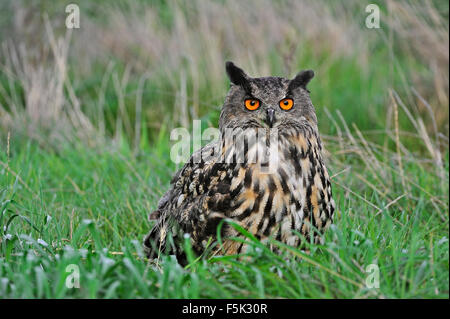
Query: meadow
0 0 448 298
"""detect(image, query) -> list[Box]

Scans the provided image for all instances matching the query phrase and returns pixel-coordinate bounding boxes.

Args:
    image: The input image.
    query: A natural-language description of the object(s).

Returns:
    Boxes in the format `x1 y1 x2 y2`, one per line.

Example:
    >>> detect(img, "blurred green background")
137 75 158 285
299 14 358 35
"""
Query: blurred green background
0 0 448 148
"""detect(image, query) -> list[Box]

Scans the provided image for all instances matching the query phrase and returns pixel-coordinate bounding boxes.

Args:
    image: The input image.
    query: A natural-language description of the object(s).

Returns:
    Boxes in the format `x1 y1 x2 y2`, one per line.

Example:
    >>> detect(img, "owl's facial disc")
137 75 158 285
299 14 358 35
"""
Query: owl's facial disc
222 61 318 132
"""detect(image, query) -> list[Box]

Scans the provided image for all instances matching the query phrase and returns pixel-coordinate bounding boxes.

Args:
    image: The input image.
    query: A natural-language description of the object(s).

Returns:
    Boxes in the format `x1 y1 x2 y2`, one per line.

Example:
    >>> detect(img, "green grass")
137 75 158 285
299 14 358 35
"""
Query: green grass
0 133 447 298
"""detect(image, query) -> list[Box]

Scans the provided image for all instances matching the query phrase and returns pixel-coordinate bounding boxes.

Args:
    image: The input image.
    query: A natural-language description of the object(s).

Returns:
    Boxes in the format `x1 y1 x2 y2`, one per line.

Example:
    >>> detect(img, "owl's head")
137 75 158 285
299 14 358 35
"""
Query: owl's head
219 61 318 133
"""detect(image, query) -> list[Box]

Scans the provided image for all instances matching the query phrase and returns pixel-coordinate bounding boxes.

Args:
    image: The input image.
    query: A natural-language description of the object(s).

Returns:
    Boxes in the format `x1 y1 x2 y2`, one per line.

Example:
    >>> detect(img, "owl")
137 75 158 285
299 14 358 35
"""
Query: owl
143 61 335 265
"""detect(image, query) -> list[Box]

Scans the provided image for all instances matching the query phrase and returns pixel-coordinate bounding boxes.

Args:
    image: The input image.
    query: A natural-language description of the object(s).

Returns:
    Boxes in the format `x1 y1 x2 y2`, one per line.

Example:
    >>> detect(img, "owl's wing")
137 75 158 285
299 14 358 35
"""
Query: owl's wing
143 139 233 264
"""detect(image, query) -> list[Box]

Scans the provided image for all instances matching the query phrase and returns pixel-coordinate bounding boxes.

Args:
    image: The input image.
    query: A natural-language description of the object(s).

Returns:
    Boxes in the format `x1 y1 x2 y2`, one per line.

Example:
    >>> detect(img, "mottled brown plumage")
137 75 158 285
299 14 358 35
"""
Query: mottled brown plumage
143 62 335 265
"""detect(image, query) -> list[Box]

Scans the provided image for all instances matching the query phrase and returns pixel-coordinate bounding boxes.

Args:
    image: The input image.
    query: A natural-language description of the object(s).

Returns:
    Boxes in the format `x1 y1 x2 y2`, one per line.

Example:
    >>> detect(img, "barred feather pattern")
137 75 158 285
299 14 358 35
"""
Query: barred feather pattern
143 118 335 265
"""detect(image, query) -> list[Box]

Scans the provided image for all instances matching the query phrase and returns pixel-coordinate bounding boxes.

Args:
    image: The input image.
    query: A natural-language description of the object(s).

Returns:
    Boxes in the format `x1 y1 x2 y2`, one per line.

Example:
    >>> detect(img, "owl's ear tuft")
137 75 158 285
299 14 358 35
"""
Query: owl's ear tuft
288 69 314 92
225 61 251 93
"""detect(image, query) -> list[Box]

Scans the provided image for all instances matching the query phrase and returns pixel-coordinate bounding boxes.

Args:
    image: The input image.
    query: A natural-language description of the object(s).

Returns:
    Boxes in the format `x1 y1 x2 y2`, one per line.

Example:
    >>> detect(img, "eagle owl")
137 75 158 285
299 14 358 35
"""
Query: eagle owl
144 62 335 265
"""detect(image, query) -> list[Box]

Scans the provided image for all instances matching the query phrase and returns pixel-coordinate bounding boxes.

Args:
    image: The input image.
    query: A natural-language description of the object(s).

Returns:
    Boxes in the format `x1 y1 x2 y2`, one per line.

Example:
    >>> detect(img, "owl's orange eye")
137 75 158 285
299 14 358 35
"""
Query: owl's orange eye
244 99 260 111
279 98 294 111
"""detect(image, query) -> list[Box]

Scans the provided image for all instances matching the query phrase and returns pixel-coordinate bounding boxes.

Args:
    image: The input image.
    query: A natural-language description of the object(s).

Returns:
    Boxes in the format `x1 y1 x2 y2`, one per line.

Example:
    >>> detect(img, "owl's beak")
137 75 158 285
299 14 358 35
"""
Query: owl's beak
266 108 275 127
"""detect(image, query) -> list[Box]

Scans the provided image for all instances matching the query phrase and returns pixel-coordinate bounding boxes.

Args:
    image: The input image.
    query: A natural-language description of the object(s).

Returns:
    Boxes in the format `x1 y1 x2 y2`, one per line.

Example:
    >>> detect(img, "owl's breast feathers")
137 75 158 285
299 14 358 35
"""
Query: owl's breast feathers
144 122 335 263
